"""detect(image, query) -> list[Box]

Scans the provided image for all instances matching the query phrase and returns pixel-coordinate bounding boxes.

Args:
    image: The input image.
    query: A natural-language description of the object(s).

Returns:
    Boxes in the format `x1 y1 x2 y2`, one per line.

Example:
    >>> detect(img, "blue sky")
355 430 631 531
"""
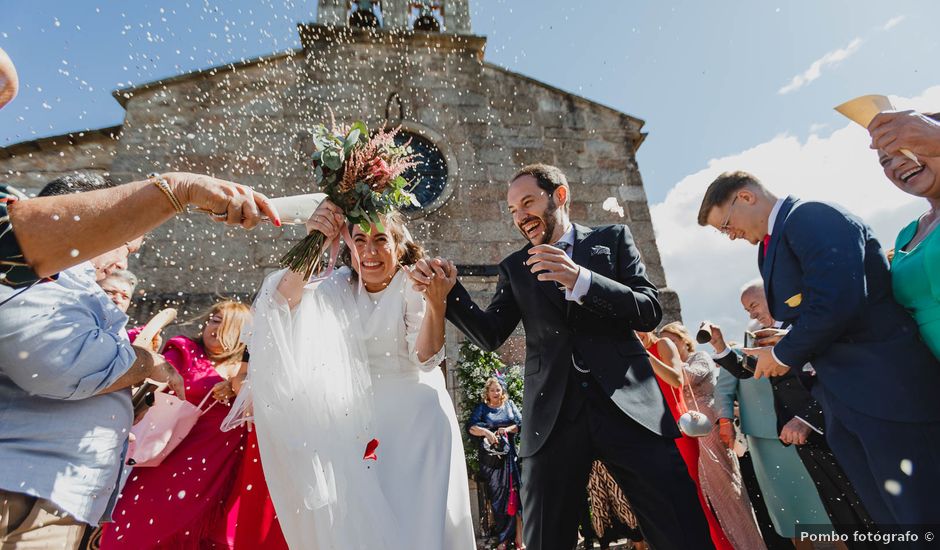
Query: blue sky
2 1 939 336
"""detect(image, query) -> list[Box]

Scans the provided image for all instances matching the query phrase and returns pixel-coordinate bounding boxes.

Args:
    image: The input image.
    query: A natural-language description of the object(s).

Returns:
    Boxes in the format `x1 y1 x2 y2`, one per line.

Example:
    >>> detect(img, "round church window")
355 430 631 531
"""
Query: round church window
395 131 448 214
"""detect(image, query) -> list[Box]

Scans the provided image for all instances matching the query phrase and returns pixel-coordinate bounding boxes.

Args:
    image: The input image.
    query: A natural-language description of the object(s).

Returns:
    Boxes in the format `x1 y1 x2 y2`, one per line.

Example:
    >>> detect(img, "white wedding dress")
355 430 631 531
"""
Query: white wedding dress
233 267 475 550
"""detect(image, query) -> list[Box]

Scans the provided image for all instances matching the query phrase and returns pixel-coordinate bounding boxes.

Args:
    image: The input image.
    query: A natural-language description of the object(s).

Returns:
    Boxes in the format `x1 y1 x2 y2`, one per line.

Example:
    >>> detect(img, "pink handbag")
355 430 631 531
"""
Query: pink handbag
128 391 217 467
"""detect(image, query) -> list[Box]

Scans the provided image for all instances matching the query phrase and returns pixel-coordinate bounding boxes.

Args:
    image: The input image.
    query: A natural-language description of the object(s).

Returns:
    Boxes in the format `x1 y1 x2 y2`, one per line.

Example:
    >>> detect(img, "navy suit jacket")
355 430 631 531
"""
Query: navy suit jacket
446 224 677 457
760 196 940 422
715 348 825 444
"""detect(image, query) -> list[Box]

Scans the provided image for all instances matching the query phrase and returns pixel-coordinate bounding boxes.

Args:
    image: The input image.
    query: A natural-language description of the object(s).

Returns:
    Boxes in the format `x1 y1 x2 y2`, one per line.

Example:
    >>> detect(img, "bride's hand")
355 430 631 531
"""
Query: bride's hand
305 198 344 240
421 257 457 306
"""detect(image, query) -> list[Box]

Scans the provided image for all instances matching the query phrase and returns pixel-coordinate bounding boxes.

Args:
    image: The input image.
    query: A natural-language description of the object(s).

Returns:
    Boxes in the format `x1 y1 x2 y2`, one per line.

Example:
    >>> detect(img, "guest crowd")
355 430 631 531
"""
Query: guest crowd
4 42 940 550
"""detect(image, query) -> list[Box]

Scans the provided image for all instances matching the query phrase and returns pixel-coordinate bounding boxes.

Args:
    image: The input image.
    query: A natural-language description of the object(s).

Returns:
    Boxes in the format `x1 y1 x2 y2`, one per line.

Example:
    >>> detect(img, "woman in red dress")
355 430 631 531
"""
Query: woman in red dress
637 331 734 550
100 301 250 550
214 357 289 550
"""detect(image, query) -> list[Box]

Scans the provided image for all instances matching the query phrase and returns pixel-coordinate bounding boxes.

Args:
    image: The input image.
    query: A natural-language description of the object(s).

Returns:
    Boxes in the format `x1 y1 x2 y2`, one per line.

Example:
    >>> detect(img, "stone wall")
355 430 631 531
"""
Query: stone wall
0 127 120 194
108 25 677 317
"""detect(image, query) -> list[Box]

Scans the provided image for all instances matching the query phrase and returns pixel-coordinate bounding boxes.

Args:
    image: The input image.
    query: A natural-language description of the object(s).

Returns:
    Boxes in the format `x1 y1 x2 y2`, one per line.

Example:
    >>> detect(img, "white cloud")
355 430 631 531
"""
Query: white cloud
882 15 905 31
778 37 863 95
650 85 940 343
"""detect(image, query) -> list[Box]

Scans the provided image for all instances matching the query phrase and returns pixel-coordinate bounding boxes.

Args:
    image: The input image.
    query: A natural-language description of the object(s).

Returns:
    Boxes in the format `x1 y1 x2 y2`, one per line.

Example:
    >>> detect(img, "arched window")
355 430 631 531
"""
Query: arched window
395 131 448 214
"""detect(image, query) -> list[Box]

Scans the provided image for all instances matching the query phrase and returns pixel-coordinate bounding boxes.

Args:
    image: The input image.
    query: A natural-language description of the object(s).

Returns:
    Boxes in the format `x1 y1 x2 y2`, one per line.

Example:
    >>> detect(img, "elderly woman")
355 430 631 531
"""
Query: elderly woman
100 300 250 550
468 377 524 550
657 322 766 550
874 112 940 360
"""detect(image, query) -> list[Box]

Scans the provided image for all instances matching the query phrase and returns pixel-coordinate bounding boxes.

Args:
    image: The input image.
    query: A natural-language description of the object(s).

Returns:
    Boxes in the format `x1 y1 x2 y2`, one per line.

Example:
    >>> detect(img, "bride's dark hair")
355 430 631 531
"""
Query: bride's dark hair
339 210 425 272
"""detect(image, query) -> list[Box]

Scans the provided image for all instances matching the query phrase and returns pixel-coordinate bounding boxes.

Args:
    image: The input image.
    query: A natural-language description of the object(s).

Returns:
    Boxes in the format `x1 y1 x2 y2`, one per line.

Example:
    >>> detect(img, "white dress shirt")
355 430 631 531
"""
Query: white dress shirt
553 224 592 304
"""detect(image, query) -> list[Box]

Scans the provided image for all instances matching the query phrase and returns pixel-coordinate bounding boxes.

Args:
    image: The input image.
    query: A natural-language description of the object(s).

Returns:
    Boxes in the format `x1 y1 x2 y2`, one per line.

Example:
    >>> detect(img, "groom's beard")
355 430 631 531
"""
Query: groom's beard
517 199 559 246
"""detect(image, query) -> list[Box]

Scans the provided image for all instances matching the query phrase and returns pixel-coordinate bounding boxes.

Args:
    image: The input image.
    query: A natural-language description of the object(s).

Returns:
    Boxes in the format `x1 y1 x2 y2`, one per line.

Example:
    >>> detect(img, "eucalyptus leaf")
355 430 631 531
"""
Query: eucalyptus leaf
323 149 342 171
351 121 369 139
370 211 386 233
344 128 361 155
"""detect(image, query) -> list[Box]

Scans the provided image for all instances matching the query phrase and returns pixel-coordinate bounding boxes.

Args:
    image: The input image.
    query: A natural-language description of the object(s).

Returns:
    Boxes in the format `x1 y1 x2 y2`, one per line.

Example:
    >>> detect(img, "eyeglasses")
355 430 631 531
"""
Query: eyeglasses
718 196 739 235
102 288 130 302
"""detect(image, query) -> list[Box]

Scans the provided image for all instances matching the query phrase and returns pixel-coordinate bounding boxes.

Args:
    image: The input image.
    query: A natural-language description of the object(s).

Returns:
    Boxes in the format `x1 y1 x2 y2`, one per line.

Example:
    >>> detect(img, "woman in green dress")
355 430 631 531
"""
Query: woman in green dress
876 112 940 360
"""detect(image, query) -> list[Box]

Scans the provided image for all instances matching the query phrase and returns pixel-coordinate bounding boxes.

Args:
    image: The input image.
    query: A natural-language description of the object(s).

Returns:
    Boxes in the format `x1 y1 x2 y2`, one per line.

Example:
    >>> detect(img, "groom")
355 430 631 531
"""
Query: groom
411 164 712 550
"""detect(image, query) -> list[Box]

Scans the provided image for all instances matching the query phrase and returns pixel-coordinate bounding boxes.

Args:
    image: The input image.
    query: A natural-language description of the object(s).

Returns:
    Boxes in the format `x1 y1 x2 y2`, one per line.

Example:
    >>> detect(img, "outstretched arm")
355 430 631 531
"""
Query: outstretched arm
449 265 521 352
410 257 522 353
412 258 457 364
10 172 281 279
646 338 684 388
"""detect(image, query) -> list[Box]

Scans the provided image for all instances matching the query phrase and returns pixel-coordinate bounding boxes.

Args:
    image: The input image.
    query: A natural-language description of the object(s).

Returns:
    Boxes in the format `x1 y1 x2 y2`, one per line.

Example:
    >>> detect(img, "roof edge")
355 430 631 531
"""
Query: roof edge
0 125 122 159
483 61 647 135
111 49 302 107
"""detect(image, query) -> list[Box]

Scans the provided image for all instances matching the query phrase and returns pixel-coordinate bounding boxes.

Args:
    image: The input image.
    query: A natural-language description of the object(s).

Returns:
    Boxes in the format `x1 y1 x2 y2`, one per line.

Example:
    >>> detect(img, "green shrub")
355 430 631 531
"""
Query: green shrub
455 341 524 474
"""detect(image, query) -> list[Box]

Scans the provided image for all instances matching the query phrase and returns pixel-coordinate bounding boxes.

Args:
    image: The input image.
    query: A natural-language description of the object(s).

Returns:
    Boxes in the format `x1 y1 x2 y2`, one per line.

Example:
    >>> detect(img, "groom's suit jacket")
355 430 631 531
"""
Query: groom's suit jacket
760 196 940 422
447 223 678 458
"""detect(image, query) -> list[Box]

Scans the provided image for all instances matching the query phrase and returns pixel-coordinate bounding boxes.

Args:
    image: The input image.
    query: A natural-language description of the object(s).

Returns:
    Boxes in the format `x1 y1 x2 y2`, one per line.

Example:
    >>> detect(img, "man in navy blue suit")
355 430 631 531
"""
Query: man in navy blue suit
697 171 940 534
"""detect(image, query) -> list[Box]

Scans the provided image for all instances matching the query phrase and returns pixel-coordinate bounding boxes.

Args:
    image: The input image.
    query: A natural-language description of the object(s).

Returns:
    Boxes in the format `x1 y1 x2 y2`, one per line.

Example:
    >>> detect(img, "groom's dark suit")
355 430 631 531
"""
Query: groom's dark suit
447 223 713 550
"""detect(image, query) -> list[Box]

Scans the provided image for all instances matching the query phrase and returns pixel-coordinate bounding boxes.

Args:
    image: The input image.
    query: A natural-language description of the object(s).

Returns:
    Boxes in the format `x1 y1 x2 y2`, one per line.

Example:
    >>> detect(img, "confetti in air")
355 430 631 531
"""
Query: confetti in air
602 197 624 217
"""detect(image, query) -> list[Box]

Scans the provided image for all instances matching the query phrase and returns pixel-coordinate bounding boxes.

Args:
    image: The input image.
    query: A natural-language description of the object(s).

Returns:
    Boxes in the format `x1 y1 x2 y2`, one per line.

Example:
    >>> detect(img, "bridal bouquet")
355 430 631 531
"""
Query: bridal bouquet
280 119 421 279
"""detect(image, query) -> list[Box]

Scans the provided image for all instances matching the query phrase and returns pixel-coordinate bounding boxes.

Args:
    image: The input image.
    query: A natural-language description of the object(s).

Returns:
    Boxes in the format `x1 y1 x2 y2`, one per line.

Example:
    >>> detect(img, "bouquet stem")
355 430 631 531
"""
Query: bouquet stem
279 230 327 280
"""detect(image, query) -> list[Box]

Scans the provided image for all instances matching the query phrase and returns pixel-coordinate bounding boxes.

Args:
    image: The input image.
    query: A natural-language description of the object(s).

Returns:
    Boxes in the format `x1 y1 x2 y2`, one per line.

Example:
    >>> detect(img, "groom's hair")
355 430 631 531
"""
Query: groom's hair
511 163 570 213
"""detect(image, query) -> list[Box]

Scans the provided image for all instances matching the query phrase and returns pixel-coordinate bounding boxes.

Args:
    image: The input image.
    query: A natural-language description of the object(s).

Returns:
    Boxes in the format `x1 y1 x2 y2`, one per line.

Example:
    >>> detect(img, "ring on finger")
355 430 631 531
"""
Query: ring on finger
210 211 228 221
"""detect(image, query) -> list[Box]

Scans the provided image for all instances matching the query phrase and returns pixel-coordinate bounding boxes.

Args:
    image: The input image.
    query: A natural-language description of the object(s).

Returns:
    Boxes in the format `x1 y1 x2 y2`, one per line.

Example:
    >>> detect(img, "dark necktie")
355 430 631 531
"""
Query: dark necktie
553 241 571 291
554 241 589 373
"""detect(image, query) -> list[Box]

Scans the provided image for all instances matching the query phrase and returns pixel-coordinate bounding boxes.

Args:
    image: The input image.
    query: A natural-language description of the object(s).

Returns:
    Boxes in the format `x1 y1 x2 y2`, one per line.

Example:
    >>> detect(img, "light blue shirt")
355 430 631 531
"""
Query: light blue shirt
0 263 135 524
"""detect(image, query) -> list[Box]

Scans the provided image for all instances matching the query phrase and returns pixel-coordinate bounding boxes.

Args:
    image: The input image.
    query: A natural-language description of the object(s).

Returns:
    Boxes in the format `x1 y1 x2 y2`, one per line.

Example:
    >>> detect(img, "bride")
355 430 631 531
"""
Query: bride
235 198 476 549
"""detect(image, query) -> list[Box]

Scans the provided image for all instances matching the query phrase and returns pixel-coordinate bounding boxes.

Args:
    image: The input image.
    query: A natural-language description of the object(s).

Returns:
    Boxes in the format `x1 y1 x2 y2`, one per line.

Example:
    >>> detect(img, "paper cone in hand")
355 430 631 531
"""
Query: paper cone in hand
835 94 920 165
835 94 894 128
136 308 177 352
268 193 326 225
134 308 176 392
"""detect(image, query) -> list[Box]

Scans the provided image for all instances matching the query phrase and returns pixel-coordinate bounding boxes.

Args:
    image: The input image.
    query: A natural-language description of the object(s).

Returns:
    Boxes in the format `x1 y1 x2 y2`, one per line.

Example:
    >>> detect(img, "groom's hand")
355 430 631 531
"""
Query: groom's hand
409 257 456 291
527 244 580 290
408 258 435 292
422 257 457 306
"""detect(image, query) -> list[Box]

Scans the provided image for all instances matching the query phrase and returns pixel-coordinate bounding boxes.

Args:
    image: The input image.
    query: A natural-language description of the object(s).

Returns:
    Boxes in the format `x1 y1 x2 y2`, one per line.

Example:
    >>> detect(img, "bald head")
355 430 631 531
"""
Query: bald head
0 47 18 110
739 279 774 328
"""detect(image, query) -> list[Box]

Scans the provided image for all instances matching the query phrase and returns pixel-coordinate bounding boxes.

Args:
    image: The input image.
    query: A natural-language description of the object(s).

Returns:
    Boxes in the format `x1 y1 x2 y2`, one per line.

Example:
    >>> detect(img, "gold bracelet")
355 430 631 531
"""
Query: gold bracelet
148 172 185 214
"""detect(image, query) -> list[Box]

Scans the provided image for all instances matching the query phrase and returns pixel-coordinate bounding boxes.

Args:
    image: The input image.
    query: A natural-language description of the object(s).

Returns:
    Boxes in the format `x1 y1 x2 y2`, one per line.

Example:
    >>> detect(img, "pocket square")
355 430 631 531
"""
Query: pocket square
591 245 611 256
785 293 802 307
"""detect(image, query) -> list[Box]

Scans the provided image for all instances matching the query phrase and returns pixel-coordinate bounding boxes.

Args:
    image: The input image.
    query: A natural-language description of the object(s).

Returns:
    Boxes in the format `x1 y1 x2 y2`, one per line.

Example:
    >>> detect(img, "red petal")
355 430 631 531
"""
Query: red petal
363 438 379 461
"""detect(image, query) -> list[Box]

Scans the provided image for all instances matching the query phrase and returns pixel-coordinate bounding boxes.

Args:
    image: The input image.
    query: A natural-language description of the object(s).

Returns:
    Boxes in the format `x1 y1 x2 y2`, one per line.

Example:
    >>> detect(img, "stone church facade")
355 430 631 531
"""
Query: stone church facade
0 0 682 535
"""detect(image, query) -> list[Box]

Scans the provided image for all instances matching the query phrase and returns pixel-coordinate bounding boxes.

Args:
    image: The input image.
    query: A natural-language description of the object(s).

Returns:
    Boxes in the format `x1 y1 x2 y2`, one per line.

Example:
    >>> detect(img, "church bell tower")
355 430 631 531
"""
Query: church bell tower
316 0 471 34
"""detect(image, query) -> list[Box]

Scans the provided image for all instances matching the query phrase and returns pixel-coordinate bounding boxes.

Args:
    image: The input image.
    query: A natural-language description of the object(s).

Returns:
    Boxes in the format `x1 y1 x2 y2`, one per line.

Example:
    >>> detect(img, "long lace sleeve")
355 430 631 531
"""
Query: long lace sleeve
403 282 445 371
